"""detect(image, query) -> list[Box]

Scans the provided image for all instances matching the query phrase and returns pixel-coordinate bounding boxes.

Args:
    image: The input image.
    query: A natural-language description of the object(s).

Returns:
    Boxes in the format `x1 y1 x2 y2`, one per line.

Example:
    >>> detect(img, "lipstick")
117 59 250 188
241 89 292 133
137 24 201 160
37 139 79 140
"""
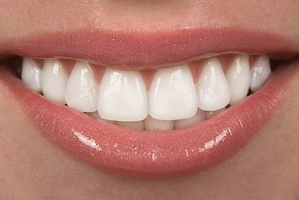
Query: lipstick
1 28 297 68
0 28 298 178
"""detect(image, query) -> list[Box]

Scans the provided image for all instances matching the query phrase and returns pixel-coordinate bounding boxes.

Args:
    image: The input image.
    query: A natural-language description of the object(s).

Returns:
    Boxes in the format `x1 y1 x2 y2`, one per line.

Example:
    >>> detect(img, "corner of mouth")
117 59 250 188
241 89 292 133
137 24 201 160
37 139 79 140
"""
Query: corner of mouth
1 27 299 178
0 35 297 133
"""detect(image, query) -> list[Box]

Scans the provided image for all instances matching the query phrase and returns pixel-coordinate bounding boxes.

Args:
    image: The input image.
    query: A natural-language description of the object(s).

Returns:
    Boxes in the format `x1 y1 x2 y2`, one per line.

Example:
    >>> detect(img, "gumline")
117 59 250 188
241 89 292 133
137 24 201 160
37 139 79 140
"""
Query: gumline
18 53 272 81
29 51 255 69
0 25 298 178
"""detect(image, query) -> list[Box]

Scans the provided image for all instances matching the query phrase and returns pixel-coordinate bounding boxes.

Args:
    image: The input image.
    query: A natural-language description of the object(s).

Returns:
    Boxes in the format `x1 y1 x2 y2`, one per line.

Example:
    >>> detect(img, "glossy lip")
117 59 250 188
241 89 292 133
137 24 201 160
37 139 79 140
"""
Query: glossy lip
0 61 295 178
0 27 297 69
0 28 298 178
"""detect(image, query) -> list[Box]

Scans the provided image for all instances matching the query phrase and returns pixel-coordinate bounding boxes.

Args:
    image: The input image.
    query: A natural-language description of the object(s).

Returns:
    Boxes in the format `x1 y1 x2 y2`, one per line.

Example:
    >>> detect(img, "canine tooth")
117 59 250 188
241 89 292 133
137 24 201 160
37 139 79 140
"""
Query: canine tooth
250 55 271 92
65 62 98 112
196 58 230 111
97 69 148 121
115 121 145 130
226 55 250 105
144 116 174 131
42 59 68 104
21 57 42 93
174 109 205 130
148 65 198 120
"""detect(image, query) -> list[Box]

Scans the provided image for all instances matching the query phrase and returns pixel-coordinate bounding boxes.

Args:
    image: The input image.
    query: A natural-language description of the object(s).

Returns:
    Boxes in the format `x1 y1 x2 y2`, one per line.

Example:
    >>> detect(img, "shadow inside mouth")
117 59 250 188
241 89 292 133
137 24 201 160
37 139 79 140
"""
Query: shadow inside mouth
2 54 293 131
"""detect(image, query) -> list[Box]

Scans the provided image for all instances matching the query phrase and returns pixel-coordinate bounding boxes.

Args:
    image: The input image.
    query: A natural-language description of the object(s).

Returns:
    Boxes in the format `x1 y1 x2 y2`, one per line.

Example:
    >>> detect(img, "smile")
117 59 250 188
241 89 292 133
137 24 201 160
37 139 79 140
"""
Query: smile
21 54 271 131
0 27 298 177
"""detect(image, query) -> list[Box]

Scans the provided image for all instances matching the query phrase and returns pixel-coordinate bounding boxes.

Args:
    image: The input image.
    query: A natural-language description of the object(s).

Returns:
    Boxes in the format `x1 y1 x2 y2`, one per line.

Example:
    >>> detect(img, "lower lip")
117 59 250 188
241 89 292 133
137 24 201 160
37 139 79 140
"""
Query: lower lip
0 61 295 178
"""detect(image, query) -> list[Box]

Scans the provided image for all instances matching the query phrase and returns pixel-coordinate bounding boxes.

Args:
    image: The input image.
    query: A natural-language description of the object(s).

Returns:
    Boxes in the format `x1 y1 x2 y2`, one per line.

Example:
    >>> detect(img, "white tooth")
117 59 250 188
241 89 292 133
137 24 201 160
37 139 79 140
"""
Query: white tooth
65 62 98 112
115 121 145 130
148 65 198 120
205 107 226 119
250 55 271 92
225 55 250 105
174 109 205 130
97 69 148 121
21 57 42 93
196 58 230 111
144 116 174 131
42 59 68 104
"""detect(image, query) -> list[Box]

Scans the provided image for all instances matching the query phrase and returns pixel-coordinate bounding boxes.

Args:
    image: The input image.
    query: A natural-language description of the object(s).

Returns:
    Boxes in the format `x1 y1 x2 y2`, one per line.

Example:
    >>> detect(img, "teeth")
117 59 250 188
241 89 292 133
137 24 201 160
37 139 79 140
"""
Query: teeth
97 69 148 121
174 109 205 130
250 55 271 92
65 62 98 112
42 59 68 104
20 54 272 130
225 55 250 105
196 58 230 111
144 116 174 131
21 57 42 93
148 65 198 120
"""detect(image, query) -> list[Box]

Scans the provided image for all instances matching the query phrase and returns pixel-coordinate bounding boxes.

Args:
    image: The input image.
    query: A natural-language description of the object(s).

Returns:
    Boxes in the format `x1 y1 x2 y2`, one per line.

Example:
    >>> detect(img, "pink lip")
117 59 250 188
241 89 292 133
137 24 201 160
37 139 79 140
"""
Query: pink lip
0 28 298 178
1 28 297 68
0 63 294 177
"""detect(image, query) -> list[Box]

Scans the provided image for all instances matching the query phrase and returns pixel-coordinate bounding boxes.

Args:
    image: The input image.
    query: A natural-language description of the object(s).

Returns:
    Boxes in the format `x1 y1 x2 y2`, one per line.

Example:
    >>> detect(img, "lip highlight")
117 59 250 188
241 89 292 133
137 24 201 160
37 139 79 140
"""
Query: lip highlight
0 59 296 177
0 28 298 178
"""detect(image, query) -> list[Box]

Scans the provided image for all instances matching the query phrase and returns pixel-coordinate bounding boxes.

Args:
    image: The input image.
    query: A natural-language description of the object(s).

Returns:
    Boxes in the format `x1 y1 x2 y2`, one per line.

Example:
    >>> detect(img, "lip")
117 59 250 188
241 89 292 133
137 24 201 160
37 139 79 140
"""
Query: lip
0 27 297 69
0 28 298 178
1 61 296 177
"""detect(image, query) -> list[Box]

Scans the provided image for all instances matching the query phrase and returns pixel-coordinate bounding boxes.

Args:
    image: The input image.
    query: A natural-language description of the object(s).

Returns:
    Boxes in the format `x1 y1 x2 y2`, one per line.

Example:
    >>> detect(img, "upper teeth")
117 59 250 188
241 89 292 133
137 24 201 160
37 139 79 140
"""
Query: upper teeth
226 55 251 105
196 57 230 111
42 59 68 105
21 54 271 130
149 65 198 120
65 61 99 112
98 68 148 121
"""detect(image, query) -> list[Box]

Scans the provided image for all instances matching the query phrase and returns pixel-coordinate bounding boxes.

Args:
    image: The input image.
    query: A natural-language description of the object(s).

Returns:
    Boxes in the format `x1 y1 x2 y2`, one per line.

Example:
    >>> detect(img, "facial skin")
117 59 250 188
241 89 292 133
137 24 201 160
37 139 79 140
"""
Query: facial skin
0 1 299 199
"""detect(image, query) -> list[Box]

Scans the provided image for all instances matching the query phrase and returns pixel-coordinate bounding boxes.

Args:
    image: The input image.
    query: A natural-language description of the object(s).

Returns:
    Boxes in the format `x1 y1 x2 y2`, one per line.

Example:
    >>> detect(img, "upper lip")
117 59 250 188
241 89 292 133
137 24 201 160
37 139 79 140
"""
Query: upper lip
1 25 299 178
0 27 298 69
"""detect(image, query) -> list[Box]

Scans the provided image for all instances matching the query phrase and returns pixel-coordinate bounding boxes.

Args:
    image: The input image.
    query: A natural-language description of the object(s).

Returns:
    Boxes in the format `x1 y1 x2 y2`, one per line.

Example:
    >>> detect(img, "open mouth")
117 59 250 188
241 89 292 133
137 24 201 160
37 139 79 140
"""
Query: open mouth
0 28 298 178
20 54 272 131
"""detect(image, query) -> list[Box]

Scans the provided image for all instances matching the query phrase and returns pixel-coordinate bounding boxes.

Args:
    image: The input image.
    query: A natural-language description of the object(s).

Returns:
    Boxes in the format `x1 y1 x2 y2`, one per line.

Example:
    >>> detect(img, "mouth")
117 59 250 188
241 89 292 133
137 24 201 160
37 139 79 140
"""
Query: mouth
0 27 298 178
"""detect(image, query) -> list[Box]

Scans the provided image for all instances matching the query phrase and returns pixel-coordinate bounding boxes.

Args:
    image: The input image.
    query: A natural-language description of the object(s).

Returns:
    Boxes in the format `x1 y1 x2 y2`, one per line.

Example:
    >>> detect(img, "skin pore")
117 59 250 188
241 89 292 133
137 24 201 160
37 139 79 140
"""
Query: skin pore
0 1 299 199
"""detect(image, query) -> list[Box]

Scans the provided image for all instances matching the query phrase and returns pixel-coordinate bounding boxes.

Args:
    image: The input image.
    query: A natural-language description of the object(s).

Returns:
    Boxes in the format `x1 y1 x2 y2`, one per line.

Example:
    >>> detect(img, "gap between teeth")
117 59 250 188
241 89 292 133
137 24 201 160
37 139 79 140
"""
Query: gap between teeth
21 54 271 130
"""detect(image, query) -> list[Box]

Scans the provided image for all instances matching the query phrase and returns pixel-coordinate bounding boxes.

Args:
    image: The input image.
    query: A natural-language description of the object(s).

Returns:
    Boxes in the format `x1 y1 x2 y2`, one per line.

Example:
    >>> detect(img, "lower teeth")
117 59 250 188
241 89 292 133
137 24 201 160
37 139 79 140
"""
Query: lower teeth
20 54 272 130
